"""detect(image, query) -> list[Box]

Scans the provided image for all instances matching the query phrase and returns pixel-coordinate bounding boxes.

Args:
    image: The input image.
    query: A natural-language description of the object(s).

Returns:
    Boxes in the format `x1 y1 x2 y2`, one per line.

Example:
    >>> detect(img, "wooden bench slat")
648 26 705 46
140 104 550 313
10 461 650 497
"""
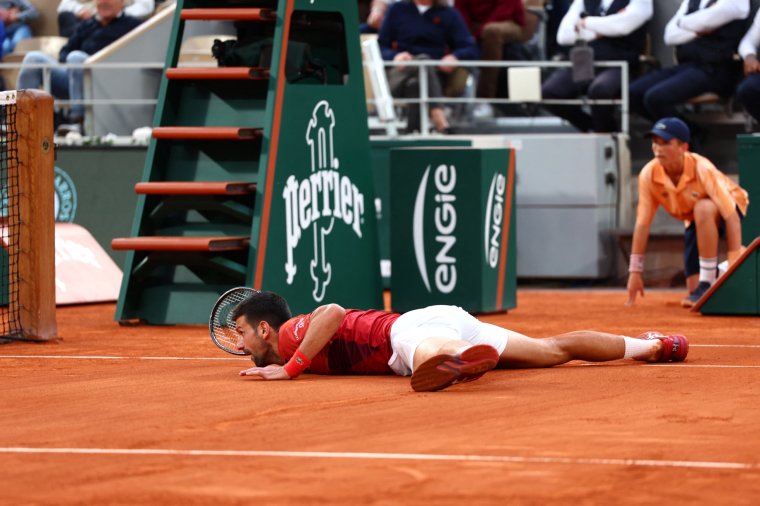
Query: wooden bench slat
152 127 263 140
134 182 256 195
112 236 250 252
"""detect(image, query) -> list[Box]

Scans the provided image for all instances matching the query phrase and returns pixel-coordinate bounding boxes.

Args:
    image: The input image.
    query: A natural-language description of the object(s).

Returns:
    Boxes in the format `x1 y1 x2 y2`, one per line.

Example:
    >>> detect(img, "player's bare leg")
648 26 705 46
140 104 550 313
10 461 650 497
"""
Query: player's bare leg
410 337 499 392
499 331 675 368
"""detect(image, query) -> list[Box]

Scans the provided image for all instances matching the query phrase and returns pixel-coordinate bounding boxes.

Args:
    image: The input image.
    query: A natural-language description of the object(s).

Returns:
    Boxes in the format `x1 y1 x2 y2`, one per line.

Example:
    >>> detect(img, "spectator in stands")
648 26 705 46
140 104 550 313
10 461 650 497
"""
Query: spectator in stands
737 7 760 126
378 0 479 133
629 0 750 143
454 0 537 119
0 0 38 57
57 0 154 38
18 0 142 134
541 0 653 133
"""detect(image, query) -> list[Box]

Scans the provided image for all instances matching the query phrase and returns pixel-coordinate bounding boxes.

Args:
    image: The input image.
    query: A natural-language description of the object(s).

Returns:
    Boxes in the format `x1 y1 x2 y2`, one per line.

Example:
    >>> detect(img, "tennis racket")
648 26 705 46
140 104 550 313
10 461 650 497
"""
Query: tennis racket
209 286 259 355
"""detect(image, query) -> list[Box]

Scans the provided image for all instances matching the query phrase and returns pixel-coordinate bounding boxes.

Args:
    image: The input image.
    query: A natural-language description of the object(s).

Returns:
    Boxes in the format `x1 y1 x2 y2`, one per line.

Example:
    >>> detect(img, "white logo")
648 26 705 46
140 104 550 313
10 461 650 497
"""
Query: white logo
282 100 366 302
412 164 457 294
484 173 506 268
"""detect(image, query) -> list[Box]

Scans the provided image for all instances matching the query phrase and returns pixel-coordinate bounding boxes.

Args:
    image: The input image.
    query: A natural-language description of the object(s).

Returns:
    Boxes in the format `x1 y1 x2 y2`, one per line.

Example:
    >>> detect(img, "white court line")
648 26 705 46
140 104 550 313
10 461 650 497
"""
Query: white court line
0 355 244 361
0 447 755 471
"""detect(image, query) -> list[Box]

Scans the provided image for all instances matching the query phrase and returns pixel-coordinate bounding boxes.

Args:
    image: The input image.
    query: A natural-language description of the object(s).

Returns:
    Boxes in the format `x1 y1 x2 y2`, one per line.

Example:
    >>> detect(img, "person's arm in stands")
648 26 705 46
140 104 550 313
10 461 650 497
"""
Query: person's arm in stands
124 0 155 20
739 10 760 74
677 0 749 36
556 0 590 45
665 0 698 45
11 0 39 23
582 0 652 38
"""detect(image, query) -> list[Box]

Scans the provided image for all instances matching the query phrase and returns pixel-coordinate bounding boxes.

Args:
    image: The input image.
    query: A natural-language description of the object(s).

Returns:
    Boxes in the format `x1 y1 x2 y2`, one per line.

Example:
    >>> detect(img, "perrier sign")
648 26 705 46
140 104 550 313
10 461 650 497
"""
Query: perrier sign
249 0 382 314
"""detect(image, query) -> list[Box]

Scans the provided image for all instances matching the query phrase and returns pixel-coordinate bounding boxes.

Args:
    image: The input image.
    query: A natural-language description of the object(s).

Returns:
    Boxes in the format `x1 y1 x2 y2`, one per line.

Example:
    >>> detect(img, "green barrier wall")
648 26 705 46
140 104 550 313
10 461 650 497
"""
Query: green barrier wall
390 147 516 314
738 134 760 244
55 146 145 266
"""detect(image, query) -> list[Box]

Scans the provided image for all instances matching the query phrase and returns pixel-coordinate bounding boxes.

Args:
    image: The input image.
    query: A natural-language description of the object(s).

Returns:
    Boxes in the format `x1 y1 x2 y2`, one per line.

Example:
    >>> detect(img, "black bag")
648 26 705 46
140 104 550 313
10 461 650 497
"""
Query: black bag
212 37 328 84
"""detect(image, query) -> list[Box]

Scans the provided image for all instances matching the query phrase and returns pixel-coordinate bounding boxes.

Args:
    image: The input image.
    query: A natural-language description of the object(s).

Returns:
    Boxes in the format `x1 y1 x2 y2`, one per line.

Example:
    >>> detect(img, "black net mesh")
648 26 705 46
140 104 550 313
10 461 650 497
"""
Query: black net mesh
1 91 21 340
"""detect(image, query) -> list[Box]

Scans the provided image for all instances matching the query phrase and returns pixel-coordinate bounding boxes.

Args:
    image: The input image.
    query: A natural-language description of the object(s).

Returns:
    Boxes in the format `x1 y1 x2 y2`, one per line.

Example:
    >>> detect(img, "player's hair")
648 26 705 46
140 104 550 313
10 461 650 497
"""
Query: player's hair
231 291 292 330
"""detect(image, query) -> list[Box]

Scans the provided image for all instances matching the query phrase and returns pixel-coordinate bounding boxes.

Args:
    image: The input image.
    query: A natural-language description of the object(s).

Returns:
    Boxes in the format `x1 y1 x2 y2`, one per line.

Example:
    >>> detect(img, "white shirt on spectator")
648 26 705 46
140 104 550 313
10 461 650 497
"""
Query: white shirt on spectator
739 8 760 58
57 0 156 20
557 0 653 46
664 0 749 46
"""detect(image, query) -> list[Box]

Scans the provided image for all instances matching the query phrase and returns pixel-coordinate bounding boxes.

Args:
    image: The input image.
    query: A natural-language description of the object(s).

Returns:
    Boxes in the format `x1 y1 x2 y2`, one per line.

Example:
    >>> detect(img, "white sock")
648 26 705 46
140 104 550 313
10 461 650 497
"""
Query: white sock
698 257 718 285
623 336 658 359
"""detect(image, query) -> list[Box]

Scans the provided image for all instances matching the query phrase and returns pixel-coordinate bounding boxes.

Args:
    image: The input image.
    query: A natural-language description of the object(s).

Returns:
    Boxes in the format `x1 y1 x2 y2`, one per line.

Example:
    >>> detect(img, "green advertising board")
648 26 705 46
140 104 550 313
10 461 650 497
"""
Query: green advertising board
738 134 760 244
249 0 383 315
390 147 517 313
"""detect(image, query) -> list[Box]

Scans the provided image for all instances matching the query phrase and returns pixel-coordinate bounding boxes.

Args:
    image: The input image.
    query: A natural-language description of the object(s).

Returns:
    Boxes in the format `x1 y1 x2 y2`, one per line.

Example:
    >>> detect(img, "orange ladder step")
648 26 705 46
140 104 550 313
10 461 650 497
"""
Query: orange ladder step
112 236 250 252
151 127 263 140
166 67 269 80
180 8 276 21
134 181 256 195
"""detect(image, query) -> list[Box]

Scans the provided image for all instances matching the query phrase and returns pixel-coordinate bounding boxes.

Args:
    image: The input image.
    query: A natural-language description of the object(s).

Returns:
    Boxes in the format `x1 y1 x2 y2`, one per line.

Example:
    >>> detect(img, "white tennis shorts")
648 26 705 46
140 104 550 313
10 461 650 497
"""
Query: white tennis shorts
387 305 510 376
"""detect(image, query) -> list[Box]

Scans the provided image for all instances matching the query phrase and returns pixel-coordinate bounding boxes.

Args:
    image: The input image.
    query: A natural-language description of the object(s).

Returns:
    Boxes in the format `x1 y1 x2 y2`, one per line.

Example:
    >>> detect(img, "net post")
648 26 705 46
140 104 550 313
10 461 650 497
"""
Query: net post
16 89 57 340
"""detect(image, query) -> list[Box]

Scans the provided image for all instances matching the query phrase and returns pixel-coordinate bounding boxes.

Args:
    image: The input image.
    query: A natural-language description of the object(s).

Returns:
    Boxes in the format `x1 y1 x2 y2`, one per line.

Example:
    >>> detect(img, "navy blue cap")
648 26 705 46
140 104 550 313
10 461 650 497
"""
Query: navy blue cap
646 117 690 143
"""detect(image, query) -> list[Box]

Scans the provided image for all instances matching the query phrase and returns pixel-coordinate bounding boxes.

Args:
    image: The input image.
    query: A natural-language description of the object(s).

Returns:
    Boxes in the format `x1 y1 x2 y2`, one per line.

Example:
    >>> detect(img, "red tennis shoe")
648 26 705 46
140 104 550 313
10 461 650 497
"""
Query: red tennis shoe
637 331 689 362
410 344 499 392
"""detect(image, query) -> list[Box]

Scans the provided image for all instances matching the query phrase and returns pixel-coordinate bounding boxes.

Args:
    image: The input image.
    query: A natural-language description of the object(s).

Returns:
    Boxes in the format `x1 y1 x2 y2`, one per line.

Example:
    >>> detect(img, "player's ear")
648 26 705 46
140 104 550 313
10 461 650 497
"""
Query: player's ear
258 320 272 340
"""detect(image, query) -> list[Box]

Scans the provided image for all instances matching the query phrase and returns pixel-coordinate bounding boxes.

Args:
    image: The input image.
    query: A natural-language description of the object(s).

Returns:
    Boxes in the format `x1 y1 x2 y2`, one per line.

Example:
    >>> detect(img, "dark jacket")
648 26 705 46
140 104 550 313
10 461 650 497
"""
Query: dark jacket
59 12 142 62
378 1 479 61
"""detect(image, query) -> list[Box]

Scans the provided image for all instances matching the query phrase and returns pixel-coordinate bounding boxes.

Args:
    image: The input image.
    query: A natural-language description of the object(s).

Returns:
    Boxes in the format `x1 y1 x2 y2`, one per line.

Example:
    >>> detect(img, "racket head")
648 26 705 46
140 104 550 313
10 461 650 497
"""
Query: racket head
209 286 259 355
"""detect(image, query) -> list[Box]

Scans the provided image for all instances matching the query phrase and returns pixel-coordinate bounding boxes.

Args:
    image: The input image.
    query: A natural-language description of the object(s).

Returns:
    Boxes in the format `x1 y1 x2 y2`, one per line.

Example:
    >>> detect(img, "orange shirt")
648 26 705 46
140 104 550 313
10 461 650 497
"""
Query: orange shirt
636 152 749 227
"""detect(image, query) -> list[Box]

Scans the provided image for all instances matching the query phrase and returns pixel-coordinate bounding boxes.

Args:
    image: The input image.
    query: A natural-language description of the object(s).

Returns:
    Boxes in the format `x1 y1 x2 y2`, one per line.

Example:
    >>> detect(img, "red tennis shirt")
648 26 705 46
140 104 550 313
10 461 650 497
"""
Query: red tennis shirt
277 309 400 374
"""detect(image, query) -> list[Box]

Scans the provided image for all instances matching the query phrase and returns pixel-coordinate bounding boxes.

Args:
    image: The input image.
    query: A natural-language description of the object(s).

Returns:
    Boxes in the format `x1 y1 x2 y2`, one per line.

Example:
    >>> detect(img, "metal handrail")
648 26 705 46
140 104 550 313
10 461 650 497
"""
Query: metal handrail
366 58 630 136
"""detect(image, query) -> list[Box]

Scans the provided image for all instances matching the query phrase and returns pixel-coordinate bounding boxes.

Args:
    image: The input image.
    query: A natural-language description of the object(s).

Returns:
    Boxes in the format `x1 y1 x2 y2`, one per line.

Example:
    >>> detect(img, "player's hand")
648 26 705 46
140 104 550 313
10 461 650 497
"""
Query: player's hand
239 364 291 380
625 272 644 306
393 51 413 70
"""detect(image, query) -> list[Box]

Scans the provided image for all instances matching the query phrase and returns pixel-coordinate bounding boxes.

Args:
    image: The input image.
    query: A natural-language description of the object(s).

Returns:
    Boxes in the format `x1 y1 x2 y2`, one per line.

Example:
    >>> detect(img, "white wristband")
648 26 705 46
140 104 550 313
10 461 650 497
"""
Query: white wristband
629 253 645 273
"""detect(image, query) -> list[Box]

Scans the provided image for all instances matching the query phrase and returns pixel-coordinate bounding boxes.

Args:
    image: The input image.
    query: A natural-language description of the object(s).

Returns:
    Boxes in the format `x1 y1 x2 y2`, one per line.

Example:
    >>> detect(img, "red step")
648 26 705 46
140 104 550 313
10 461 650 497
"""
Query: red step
151 127 263 140
180 8 276 21
134 181 256 196
112 236 250 252
166 67 269 80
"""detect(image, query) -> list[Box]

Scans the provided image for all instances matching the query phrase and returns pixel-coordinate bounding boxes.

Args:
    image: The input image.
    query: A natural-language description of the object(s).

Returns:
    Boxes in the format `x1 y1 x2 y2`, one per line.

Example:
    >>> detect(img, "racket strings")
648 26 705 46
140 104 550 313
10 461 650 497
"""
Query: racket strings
209 287 258 355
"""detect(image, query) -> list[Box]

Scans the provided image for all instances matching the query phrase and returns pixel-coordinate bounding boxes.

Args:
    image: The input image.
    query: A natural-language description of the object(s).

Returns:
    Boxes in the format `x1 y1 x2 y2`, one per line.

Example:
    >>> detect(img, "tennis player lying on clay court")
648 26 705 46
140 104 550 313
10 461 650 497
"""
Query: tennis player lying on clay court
230 291 689 392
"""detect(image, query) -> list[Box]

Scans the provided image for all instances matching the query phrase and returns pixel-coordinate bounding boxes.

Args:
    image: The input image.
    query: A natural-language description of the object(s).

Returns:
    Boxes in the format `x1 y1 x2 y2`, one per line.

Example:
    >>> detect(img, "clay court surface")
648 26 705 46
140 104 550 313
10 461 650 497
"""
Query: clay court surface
2 289 759 505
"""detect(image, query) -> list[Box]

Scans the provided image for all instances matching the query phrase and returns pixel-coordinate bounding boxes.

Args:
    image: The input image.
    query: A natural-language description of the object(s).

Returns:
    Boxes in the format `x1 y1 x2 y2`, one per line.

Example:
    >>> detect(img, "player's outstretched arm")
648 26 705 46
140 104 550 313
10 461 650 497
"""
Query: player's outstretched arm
240 304 346 379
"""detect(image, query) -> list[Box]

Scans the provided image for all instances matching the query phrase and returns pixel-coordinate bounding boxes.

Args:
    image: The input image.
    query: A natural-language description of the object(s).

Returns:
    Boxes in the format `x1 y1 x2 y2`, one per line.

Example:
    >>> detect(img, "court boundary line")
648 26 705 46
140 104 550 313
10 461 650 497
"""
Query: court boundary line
0 447 756 471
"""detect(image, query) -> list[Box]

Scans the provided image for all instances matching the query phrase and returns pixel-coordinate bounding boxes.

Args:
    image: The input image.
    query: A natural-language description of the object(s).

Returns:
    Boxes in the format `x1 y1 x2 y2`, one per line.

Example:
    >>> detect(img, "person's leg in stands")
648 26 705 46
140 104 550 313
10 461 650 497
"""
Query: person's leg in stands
66 50 89 122
541 68 591 132
476 21 523 99
2 23 32 57
588 67 621 132
737 73 760 124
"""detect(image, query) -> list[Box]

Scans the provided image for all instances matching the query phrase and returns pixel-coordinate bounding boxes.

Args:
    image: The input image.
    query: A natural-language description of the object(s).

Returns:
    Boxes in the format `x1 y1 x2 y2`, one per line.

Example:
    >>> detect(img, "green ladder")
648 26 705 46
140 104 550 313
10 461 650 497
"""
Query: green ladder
114 0 382 324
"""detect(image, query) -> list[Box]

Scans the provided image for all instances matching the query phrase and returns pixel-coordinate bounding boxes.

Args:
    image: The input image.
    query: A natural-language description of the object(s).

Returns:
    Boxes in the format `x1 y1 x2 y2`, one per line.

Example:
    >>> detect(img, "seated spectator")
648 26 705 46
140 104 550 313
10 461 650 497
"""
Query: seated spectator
629 0 750 144
378 0 479 133
541 0 653 133
57 0 154 38
18 0 142 134
0 0 39 57
454 0 534 119
737 7 760 126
